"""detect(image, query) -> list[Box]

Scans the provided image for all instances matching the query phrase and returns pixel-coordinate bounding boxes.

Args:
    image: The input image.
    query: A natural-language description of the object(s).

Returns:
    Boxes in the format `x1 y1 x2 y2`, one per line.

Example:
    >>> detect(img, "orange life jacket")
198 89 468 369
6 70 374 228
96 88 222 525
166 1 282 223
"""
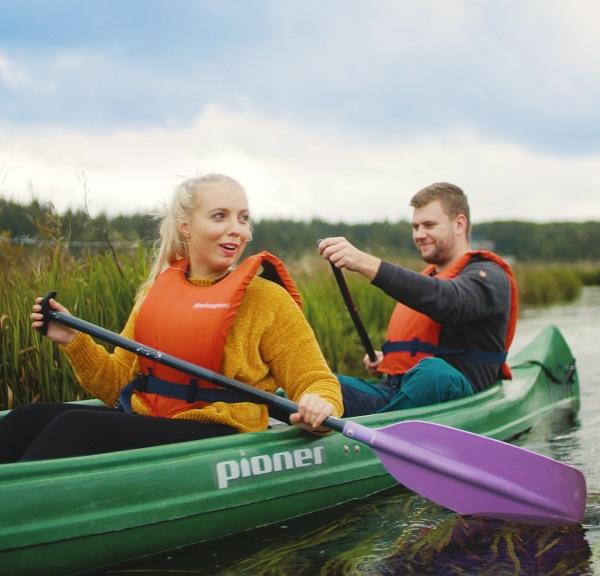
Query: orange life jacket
377 250 518 380
121 251 302 418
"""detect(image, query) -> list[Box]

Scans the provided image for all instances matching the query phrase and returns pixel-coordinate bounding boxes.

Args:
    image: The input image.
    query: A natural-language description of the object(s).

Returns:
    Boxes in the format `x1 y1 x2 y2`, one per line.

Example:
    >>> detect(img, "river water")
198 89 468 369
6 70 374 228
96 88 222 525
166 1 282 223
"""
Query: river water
95 287 600 576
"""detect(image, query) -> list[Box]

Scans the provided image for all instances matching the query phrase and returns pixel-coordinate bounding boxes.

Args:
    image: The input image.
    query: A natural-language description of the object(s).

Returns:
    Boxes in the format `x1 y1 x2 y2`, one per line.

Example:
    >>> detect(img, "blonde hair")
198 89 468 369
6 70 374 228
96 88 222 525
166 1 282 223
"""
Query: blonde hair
137 174 246 300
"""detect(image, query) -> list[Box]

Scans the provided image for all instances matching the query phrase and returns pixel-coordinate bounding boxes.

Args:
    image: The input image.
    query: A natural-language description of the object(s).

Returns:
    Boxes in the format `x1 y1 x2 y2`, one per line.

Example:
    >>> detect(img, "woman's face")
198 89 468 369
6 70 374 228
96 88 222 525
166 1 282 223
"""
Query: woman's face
179 183 251 279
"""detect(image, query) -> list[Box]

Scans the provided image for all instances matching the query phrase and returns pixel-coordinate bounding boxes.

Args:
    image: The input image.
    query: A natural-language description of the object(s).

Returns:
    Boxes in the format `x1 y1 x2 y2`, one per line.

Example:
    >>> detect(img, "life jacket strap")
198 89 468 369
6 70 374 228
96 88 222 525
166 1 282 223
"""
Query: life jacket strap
381 340 508 365
116 373 244 413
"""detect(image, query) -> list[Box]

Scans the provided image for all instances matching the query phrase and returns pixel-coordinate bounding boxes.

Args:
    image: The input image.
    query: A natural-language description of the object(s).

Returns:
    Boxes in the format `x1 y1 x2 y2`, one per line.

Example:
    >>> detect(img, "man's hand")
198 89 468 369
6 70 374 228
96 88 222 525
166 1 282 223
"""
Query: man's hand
318 237 381 281
363 350 383 374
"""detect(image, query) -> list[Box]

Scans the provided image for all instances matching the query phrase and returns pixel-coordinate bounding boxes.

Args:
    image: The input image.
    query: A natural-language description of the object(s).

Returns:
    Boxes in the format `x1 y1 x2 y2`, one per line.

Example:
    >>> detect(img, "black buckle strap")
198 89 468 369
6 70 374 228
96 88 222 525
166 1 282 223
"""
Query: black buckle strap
187 378 199 403
409 338 420 357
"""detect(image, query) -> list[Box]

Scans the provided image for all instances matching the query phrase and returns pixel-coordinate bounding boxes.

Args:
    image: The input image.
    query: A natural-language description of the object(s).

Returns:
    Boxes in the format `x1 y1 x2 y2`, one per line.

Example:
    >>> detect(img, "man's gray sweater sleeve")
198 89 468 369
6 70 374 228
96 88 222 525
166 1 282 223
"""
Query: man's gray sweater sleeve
372 259 510 325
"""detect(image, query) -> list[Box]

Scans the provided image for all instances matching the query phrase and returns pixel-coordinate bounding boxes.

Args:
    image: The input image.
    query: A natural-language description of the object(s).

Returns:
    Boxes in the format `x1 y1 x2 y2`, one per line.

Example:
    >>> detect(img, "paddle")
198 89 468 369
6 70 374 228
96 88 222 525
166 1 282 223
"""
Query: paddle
328 261 378 363
38 291 586 525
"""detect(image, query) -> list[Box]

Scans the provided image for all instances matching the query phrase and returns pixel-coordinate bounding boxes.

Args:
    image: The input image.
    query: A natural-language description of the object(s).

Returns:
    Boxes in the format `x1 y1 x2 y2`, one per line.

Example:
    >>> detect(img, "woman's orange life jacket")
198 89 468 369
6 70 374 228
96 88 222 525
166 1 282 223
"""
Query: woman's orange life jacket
126 251 302 418
377 251 518 380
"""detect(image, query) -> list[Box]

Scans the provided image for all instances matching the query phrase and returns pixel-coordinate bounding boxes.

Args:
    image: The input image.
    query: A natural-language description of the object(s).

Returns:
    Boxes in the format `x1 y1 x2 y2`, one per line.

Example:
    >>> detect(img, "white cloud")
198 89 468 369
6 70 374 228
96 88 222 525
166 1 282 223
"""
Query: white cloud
2 2 600 158
269 1 600 101
1 104 599 223
0 52 29 89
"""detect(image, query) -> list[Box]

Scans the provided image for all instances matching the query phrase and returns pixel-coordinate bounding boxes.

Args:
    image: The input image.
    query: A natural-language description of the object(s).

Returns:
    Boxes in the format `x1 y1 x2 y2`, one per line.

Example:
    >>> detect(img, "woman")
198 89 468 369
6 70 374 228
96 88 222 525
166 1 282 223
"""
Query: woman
0 174 342 462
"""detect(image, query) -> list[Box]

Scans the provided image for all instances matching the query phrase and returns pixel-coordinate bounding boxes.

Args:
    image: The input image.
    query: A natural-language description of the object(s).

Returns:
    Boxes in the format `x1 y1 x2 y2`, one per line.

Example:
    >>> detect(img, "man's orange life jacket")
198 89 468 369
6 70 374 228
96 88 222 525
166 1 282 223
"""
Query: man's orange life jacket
377 251 518 380
119 252 301 418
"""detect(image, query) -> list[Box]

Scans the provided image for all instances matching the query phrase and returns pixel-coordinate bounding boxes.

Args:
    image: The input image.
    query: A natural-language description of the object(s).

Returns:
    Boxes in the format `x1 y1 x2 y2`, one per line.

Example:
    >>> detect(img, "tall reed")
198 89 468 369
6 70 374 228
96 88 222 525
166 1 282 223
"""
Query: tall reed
0 240 148 408
513 264 582 306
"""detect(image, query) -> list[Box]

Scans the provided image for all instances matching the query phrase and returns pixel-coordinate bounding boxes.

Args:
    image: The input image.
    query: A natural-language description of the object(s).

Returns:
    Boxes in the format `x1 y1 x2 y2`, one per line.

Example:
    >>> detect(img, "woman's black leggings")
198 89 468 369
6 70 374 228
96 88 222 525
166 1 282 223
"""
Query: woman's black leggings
0 403 236 463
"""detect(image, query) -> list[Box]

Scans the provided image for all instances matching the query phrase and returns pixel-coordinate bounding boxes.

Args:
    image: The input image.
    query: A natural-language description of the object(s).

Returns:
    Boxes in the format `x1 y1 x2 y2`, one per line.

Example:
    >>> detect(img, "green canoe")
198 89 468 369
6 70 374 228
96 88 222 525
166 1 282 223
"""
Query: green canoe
0 325 580 576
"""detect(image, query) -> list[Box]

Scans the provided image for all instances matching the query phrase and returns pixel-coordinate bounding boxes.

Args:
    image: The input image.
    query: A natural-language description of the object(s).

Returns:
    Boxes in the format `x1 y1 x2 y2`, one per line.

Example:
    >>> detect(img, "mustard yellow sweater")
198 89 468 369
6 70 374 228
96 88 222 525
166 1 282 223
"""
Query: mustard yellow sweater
61 276 342 432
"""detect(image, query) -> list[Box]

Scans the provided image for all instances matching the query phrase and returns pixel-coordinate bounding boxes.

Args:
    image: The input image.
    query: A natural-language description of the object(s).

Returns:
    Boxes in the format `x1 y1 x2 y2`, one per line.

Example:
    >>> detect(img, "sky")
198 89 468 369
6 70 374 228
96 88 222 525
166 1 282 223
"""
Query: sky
1 0 600 223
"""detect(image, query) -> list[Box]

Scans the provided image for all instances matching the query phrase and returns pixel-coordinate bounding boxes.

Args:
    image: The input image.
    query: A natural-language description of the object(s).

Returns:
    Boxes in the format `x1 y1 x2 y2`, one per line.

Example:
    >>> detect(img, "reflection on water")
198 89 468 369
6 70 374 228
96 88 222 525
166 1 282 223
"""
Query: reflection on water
377 499 592 576
96 288 600 576
511 408 584 467
101 491 594 576
239 496 593 576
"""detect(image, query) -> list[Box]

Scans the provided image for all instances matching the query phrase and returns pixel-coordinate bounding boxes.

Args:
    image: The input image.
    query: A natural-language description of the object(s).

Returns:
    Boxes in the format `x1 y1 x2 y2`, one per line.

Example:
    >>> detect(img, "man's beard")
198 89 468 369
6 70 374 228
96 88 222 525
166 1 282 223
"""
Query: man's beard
420 241 453 267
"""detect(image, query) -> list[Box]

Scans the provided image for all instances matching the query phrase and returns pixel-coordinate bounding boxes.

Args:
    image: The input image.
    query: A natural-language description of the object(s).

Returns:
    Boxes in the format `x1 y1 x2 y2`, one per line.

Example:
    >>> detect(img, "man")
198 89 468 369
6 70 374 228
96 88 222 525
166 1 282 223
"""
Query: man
318 182 518 416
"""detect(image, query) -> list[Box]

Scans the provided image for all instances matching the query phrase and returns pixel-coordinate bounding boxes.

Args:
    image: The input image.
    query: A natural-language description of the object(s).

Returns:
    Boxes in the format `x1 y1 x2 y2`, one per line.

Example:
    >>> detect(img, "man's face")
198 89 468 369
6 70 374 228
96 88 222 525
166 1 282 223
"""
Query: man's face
411 200 461 267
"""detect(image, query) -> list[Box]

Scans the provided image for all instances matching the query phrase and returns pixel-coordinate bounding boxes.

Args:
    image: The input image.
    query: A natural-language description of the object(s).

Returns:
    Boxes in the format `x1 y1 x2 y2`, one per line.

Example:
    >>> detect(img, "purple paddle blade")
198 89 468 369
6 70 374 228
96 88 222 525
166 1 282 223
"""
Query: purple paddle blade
343 420 586 525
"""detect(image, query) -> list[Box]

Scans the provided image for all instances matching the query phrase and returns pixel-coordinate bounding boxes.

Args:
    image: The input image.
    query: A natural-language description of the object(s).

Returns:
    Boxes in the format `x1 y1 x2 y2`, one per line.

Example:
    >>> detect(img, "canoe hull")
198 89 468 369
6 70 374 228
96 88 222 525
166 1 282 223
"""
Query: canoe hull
0 325 580 576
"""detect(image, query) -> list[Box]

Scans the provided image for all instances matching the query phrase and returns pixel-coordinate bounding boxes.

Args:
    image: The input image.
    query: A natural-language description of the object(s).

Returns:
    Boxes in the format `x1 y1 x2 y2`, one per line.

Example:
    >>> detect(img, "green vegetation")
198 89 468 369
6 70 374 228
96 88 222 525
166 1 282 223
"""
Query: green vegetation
473 220 600 262
513 264 583 306
4 197 600 264
0 243 592 409
0 198 157 243
1 199 598 408
0 239 148 409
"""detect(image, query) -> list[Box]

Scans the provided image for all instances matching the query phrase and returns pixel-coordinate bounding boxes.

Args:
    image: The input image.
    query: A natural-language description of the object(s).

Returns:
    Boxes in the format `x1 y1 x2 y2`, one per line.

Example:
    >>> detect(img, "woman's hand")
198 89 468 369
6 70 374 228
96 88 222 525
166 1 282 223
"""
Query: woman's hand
289 393 335 432
31 297 78 345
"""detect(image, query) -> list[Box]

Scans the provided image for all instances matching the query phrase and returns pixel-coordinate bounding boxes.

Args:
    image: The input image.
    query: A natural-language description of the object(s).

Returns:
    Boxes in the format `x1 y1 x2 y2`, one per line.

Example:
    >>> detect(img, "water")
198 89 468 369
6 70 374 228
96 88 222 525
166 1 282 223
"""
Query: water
94 287 600 576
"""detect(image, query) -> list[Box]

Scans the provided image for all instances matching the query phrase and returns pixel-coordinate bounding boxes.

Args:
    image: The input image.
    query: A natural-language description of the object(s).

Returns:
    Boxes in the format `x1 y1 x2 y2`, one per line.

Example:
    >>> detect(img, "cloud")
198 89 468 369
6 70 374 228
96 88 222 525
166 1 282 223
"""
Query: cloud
2 2 600 154
0 51 29 88
1 104 599 223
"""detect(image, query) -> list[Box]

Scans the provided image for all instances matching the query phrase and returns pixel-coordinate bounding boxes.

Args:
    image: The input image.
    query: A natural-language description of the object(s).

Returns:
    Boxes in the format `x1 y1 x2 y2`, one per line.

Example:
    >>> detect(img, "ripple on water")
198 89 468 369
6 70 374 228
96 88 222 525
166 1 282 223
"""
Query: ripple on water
583 493 600 528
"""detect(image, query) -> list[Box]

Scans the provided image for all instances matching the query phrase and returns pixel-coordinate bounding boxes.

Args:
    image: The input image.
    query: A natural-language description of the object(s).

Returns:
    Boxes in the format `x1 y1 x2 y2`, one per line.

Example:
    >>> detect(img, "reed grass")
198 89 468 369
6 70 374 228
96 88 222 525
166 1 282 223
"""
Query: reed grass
513 264 582 306
0 241 588 408
571 262 600 286
0 239 148 408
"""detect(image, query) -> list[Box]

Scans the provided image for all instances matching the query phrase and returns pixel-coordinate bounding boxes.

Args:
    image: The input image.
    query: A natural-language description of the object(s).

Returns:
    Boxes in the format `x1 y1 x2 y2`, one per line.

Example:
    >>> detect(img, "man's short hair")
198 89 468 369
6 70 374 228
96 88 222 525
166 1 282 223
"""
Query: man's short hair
410 182 471 238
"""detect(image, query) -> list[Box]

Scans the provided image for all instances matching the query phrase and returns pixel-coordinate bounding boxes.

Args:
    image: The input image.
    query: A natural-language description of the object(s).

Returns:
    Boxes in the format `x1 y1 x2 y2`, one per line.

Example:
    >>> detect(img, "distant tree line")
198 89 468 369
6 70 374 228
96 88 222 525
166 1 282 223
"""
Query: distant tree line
2 198 600 262
0 199 157 244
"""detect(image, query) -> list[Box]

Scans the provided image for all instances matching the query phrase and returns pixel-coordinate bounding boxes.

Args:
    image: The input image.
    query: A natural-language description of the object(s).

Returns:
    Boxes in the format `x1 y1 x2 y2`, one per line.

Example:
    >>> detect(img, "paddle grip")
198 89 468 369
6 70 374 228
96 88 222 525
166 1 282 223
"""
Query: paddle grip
38 290 58 336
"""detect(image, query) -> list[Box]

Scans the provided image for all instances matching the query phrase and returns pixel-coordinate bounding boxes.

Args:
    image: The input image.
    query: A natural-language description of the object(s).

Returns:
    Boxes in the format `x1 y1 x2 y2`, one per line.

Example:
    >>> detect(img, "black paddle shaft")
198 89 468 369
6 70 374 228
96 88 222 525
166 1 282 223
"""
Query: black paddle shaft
328 264 378 362
37 291 347 433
